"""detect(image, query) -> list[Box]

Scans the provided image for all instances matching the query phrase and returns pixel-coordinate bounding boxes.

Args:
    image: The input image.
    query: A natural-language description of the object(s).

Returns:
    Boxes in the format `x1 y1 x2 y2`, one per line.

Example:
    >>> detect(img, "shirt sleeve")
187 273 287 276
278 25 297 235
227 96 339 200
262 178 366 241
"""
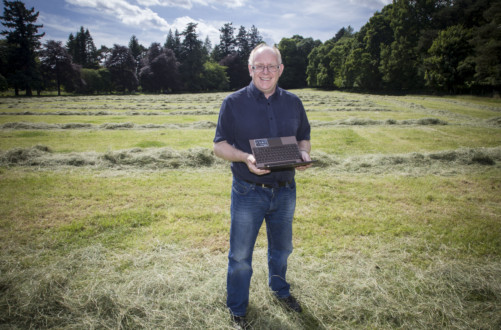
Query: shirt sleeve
213 97 234 144
296 98 311 141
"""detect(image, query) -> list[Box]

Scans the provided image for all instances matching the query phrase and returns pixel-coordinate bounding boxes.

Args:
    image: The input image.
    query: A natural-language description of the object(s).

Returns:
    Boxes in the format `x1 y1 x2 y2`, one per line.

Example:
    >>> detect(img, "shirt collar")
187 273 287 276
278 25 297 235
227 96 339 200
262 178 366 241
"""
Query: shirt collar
249 81 282 101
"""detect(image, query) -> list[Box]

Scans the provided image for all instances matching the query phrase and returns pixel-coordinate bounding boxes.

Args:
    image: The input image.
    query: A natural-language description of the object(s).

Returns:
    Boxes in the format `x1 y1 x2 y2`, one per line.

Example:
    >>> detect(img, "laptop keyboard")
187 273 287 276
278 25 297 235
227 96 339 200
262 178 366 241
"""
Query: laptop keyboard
253 144 301 163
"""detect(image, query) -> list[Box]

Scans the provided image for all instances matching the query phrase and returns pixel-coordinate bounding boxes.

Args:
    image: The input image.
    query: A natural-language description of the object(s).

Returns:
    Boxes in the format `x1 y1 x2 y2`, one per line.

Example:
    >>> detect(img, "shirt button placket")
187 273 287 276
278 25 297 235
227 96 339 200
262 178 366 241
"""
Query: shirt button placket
267 101 278 136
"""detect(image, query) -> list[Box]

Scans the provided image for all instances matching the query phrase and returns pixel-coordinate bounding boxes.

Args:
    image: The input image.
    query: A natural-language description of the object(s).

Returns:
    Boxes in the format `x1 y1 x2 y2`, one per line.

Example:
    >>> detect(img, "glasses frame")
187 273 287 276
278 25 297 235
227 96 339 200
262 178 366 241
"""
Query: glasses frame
251 64 281 73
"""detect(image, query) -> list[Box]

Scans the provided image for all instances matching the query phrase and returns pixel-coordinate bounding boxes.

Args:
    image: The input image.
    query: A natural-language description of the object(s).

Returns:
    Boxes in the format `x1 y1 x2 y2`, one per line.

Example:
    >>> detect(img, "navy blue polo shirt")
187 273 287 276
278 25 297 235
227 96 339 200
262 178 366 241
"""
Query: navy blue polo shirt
214 82 311 186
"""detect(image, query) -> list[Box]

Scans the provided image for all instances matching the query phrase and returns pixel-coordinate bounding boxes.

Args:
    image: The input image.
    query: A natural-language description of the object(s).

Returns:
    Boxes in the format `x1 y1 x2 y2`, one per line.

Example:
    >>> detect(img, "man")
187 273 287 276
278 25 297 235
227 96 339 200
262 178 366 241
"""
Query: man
213 43 312 328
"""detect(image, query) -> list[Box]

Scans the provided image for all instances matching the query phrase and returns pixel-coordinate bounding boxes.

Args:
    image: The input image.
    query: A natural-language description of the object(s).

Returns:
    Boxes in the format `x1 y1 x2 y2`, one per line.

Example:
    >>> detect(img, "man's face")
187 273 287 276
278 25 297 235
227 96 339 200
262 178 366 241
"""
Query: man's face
248 48 284 98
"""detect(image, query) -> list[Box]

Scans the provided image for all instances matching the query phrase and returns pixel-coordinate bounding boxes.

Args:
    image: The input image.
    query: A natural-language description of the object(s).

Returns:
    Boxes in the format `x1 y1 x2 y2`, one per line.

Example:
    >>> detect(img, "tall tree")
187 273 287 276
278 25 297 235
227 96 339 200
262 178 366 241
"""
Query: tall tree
306 40 336 88
129 35 145 75
0 0 44 95
470 1 501 93
0 39 8 91
247 25 263 50
203 35 212 58
179 22 205 91
66 27 98 68
39 40 80 95
424 25 474 93
279 35 317 89
212 22 236 62
350 6 393 90
165 29 182 60
105 44 138 93
379 0 424 90
235 25 250 58
219 53 249 90
139 42 180 93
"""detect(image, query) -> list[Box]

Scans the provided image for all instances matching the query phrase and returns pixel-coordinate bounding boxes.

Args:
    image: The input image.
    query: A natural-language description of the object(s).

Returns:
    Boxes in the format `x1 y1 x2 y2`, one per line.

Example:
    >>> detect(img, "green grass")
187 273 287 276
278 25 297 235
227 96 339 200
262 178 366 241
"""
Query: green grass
0 114 218 125
0 129 215 152
0 90 500 329
313 126 501 155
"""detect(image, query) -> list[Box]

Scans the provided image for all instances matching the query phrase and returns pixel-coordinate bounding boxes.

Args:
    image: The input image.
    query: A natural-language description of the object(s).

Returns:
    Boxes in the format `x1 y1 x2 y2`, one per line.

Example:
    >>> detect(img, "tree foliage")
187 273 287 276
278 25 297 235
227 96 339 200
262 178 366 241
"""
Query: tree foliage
212 23 263 90
1 0 44 95
306 0 501 94
66 26 98 69
39 40 80 95
279 35 319 89
129 35 146 75
178 23 205 91
1 1 499 95
424 25 474 93
139 43 180 93
105 44 138 93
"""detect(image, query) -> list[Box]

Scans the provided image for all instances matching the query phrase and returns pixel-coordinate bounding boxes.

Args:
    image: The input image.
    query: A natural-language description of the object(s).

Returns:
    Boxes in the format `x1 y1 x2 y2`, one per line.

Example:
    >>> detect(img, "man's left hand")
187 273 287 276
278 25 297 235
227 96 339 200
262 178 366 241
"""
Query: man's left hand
296 150 312 171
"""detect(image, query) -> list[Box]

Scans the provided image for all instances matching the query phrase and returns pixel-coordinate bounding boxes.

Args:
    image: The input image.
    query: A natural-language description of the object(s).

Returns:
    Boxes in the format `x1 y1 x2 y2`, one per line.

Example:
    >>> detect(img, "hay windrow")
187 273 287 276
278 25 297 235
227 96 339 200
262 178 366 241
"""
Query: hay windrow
2 118 448 131
0 110 220 116
310 117 448 127
1 121 217 130
1 145 499 173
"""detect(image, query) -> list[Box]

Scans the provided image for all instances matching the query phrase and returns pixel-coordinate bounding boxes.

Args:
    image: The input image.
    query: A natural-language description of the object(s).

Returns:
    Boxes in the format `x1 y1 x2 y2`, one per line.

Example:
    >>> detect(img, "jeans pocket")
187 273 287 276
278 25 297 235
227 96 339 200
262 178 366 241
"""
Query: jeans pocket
232 178 252 195
286 180 296 191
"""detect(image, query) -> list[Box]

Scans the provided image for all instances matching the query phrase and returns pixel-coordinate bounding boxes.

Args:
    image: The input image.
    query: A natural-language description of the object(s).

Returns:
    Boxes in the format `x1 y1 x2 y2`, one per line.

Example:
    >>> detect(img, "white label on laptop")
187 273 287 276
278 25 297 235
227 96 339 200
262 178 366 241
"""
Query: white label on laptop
254 139 269 147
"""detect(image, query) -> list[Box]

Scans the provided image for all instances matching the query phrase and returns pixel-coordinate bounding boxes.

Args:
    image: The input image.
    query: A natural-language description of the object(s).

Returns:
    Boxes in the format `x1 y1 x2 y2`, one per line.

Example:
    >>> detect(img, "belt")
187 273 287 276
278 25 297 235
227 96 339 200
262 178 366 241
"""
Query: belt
244 179 292 189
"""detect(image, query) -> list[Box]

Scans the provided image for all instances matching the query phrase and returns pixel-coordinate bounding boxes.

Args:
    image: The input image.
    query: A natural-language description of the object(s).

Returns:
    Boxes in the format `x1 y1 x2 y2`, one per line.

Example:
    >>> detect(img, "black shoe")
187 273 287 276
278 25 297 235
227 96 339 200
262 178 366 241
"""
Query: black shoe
231 314 249 329
278 295 303 313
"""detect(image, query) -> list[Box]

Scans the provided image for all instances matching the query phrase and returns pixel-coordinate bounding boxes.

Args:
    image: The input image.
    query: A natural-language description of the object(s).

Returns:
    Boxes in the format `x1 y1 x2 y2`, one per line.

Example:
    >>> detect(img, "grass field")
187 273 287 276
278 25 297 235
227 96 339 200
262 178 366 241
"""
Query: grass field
0 90 500 329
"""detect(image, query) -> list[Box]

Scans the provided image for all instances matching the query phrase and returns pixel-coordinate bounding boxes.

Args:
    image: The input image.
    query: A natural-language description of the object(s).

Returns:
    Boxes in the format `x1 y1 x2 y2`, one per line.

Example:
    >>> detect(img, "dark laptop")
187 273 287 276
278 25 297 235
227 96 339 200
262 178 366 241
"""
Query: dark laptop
249 136 316 170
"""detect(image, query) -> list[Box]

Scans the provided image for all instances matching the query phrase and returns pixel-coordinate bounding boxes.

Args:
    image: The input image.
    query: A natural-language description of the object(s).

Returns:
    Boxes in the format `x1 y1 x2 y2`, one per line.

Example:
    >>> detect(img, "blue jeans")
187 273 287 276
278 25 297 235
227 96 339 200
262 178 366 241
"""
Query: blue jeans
227 176 296 316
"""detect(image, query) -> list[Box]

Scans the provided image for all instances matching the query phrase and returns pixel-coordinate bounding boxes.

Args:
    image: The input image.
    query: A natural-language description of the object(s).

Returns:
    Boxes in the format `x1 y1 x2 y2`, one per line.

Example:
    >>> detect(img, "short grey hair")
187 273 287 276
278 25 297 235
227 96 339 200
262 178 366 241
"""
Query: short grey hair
248 43 282 66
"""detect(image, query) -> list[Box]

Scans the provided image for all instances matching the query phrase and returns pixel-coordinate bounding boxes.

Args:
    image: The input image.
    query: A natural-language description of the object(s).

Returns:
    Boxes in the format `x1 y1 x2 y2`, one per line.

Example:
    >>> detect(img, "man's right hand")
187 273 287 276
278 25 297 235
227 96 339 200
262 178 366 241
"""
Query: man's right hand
245 154 271 175
214 141 270 175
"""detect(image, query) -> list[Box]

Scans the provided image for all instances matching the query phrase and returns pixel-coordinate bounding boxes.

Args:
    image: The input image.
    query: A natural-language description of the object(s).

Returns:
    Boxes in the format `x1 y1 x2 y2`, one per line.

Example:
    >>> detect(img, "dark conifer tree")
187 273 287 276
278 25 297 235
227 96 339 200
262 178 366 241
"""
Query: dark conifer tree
0 0 44 95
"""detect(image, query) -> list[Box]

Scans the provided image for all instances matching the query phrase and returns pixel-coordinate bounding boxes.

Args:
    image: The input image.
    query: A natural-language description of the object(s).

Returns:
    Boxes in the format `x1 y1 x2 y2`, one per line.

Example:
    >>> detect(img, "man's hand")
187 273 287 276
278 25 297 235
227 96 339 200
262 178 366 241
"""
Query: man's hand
245 154 271 175
213 141 270 175
296 150 312 171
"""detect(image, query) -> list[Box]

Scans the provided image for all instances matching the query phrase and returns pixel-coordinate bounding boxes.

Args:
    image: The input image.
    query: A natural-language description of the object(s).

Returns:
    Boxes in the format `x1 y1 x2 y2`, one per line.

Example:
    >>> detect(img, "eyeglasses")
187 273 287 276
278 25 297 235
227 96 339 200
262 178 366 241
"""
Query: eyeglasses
251 65 281 73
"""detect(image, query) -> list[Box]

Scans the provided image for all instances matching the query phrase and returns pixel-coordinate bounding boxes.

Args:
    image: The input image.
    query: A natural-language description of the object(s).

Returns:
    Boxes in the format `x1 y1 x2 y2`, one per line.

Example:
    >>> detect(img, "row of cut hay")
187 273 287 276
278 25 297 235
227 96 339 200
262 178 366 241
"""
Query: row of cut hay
313 147 501 174
0 118 449 131
307 107 391 112
1 145 499 173
311 117 449 126
1 121 217 130
0 109 219 116
0 145 224 169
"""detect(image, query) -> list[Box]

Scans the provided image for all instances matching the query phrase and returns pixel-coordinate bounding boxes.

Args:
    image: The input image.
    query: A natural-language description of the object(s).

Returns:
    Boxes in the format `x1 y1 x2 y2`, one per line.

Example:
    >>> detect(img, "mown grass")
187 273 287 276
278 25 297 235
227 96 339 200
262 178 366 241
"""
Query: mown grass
0 129 215 152
0 114 217 125
313 126 501 155
0 125 499 154
1 168 500 329
1 90 500 329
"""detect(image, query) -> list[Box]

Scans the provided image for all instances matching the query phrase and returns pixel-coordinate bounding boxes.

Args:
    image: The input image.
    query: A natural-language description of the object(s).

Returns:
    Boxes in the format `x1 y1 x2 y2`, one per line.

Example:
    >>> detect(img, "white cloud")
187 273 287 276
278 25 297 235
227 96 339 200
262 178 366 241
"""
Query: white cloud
136 0 193 9
66 0 170 31
170 16 220 42
38 12 78 36
349 0 392 10
136 0 247 9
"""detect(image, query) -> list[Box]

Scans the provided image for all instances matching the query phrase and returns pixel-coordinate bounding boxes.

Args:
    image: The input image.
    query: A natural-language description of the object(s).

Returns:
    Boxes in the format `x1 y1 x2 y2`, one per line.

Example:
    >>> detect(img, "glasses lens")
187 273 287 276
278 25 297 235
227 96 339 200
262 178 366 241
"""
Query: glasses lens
268 65 279 72
253 65 279 72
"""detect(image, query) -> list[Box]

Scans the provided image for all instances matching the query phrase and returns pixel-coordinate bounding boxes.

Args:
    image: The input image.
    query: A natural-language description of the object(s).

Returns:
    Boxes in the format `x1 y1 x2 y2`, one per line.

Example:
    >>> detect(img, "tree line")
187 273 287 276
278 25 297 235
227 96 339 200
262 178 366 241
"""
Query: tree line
1 0 500 96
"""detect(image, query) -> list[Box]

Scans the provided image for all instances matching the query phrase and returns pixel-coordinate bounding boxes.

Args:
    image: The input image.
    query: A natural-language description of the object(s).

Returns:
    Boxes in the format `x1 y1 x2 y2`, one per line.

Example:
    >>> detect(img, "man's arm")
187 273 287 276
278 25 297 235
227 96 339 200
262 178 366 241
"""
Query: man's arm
297 140 312 171
213 140 270 175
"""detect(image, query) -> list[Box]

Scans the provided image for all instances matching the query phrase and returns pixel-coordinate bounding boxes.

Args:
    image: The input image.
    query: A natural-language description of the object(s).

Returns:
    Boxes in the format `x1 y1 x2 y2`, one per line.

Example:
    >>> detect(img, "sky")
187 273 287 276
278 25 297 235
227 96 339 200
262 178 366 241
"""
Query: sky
2 0 392 49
